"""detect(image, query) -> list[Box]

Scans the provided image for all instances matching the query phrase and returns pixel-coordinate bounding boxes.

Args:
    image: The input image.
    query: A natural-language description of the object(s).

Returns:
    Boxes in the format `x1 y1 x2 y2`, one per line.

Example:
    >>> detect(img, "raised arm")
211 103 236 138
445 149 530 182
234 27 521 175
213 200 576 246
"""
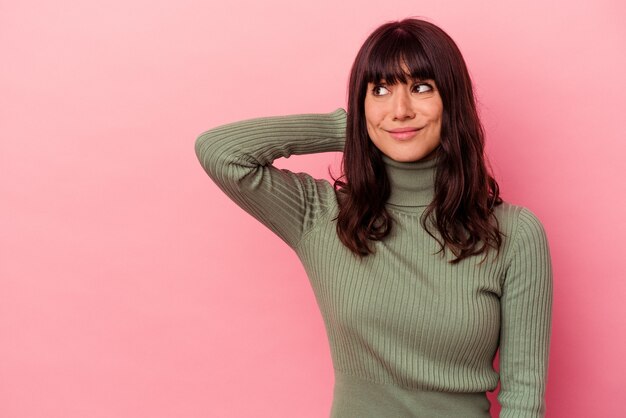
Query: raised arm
498 208 554 417
194 108 346 249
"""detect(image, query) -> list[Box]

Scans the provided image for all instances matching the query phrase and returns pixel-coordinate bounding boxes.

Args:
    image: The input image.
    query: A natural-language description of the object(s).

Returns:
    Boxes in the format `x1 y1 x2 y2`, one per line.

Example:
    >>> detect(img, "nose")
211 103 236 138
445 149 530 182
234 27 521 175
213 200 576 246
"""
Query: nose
392 88 415 120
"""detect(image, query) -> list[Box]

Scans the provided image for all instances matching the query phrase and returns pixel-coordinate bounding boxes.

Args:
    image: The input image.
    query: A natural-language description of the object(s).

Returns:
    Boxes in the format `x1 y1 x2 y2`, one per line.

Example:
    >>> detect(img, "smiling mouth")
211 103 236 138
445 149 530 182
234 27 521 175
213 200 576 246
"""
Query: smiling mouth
386 127 422 140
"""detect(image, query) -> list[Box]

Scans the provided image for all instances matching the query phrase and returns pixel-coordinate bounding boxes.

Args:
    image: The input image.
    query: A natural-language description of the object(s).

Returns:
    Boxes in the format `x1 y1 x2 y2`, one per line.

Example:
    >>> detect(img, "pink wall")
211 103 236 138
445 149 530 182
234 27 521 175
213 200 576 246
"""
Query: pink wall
1 1 625 417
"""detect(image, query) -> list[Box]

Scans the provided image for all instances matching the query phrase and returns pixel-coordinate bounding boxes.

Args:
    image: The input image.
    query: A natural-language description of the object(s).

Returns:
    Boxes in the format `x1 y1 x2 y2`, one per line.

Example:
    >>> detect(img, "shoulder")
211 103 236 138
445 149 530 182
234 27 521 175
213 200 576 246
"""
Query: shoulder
493 201 547 237
493 201 551 265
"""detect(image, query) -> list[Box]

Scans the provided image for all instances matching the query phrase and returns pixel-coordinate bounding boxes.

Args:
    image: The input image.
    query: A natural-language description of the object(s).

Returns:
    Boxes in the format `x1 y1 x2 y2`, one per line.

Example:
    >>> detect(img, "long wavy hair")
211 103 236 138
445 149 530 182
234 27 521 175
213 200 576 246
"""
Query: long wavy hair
332 18 503 263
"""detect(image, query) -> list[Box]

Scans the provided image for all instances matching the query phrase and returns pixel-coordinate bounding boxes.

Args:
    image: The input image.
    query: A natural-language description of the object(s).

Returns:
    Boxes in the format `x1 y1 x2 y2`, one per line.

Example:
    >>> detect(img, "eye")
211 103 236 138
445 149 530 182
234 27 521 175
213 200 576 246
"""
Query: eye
413 83 433 94
371 84 390 96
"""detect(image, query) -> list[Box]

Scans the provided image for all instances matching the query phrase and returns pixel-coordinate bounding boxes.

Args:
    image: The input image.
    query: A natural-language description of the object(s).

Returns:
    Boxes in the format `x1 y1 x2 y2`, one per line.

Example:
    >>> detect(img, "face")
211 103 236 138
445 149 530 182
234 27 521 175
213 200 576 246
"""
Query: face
364 76 443 162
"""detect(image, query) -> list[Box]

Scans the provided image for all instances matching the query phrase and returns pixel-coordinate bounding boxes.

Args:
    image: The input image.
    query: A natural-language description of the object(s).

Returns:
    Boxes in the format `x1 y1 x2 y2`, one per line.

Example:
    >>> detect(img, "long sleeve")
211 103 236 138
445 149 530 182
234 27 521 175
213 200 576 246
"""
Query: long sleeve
194 108 346 249
498 208 554 417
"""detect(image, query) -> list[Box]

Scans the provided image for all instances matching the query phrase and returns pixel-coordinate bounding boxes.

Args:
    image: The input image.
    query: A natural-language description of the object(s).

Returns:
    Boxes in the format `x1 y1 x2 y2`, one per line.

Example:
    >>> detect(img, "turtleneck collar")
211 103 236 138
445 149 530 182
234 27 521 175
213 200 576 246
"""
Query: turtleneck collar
382 153 437 208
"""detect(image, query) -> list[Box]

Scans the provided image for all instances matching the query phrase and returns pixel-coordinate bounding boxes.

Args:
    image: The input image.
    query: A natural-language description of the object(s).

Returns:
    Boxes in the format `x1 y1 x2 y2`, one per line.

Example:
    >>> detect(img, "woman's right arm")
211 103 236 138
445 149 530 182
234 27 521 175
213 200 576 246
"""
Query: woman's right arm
194 108 346 250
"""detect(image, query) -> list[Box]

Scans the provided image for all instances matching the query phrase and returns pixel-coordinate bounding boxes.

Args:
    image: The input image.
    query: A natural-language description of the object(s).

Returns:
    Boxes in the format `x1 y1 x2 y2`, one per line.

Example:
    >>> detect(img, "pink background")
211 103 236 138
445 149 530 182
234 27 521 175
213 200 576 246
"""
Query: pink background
1 1 625 417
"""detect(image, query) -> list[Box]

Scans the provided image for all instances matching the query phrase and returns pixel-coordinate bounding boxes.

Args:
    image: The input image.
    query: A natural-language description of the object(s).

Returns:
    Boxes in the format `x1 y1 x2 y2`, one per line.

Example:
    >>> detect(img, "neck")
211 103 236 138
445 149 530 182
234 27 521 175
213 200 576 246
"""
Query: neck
381 153 437 208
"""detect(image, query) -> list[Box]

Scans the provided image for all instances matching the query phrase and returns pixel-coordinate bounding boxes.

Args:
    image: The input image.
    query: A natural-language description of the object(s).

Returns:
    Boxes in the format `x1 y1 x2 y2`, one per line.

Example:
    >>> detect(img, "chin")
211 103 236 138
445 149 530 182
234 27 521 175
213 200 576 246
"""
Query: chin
388 149 437 162
386 155 419 163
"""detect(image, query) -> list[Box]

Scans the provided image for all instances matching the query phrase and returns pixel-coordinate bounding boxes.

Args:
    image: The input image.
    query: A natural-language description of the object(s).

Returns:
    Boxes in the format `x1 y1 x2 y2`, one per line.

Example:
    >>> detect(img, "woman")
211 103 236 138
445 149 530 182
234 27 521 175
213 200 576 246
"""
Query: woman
195 18 553 418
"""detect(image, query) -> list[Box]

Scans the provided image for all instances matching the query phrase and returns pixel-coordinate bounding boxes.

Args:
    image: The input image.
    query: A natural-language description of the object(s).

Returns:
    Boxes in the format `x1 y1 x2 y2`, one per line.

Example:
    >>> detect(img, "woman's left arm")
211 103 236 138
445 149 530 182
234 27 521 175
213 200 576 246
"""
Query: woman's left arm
498 207 554 418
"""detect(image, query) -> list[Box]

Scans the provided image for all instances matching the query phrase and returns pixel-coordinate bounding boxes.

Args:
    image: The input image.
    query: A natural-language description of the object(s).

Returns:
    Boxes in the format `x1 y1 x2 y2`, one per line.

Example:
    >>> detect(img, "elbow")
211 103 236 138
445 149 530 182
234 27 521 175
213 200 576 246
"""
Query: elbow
194 128 249 185
194 130 224 177
194 131 212 164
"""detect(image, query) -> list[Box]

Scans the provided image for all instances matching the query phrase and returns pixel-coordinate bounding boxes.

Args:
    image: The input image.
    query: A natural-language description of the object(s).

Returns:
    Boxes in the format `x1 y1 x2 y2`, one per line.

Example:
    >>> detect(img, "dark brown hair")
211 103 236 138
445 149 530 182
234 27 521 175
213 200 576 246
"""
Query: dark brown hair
332 18 503 263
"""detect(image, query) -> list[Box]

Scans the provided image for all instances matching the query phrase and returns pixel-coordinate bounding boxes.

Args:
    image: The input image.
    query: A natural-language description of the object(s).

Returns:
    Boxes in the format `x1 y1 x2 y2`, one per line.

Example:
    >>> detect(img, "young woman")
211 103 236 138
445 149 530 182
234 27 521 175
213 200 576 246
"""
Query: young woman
195 18 553 418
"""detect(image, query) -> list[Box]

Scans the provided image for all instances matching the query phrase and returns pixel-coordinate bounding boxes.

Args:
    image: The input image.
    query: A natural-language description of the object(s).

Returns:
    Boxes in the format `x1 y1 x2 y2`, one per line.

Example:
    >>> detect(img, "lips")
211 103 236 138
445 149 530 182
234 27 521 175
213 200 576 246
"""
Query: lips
386 127 422 140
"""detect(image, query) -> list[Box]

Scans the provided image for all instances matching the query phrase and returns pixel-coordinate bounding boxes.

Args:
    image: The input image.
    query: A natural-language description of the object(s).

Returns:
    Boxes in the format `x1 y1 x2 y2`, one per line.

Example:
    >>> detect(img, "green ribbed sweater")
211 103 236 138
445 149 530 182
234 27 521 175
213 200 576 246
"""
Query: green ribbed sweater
195 109 553 418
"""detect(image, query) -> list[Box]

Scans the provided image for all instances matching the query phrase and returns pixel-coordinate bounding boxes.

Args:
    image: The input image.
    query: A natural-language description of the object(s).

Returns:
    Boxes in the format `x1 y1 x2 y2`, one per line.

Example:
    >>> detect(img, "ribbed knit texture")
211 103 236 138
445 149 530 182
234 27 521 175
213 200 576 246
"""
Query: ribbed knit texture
195 109 553 418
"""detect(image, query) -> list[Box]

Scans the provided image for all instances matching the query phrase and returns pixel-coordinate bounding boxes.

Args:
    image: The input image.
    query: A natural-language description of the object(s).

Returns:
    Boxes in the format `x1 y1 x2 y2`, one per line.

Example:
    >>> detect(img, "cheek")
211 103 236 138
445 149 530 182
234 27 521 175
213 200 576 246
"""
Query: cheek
364 100 383 126
365 120 377 142
424 105 444 137
433 99 444 124
364 104 374 125
423 101 443 122
364 108 379 139
432 110 443 130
